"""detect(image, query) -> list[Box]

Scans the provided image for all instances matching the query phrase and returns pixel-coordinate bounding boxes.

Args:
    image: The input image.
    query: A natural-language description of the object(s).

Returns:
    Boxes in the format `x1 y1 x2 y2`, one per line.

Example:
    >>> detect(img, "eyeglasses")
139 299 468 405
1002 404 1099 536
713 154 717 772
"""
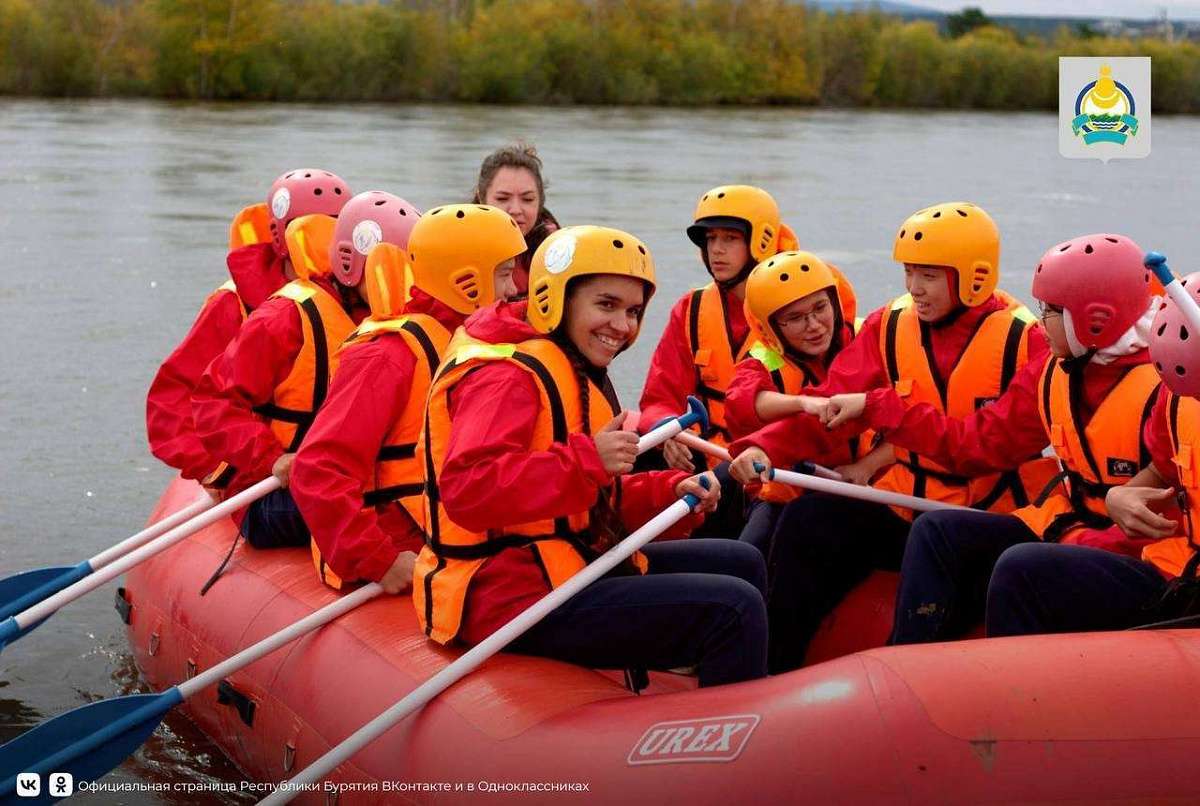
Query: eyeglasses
776 301 832 330
1037 301 1064 320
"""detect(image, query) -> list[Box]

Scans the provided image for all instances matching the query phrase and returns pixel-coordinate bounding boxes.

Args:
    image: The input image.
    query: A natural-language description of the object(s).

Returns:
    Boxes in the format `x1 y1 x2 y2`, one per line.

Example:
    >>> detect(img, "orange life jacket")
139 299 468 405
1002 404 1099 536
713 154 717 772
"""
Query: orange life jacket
413 334 646 645
252 280 357 452
310 314 452 589
683 283 751 463
743 340 873 504
1142 393 1200 579
1013 359 1160 542
874 292 1059 520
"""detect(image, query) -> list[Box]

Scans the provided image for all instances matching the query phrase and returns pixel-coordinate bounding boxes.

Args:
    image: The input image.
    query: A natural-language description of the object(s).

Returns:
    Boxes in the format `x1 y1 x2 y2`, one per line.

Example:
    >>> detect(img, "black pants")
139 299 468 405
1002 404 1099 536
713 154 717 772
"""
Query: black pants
890 510 1037 644
509 539 768 687
986 543 1171 636
240 488 311 549
738 499 782 559
766 494 910 673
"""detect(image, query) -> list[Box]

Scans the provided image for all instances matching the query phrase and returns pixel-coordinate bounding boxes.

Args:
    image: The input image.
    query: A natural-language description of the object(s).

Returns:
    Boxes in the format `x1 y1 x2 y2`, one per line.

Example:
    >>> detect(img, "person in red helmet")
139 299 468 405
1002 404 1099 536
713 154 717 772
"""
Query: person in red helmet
805 234 1164 643
145 199 293 494
291 203 524 595
193 178 372 558
727 202 1056 672
985 270 1200 636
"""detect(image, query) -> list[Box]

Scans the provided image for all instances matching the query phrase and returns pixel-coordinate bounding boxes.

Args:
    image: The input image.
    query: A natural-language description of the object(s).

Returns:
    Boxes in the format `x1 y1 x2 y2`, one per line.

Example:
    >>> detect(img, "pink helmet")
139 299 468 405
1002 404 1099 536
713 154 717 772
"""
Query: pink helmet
1150 271 1200 397
267 169 351 258
1030 233 1152 349
330 191 421 287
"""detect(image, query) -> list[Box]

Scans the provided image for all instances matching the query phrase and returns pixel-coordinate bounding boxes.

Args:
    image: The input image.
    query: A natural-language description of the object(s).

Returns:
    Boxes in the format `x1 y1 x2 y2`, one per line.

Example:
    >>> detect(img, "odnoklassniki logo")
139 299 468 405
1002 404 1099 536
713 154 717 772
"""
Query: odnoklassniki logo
627 714 759 765
1059 57 1150 162
1072 64 1138 145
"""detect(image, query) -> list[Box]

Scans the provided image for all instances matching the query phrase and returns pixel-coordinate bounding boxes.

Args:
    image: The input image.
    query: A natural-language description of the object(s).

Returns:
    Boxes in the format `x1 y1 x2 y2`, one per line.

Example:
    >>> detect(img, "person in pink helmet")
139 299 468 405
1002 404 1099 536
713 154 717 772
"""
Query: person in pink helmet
802 234 1165 643
192 190 424 558
145 170 348 496
984 269 1200 634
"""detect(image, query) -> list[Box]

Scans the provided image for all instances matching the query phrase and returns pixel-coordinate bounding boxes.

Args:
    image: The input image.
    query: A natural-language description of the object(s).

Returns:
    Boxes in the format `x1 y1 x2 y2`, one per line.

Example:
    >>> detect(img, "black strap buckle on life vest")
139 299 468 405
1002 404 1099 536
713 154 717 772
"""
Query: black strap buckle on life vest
217 679 256 727
114 587 132 625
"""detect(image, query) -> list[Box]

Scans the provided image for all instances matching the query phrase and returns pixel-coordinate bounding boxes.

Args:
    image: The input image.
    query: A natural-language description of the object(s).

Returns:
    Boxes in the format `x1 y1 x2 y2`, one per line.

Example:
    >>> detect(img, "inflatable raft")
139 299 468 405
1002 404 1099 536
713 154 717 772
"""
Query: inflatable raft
123 478 1200 803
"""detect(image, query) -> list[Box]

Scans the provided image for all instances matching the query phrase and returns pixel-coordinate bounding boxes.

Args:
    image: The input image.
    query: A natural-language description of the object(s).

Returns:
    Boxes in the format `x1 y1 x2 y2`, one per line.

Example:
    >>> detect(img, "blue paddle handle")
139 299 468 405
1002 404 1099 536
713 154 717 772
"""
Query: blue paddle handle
1145 251 1173 286
752 461 776 480
679 471 712 509
0 618 18 650
0 561 91 622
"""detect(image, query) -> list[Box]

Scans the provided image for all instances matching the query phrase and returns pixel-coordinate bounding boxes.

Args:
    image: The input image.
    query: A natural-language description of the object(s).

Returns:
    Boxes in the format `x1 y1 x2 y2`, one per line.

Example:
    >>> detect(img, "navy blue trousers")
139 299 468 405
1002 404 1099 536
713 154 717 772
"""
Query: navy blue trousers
509 539 768 687
987 543 1171 636
738 499 782 558
766 494 910 673
890 509 1036 644
240 488 311 549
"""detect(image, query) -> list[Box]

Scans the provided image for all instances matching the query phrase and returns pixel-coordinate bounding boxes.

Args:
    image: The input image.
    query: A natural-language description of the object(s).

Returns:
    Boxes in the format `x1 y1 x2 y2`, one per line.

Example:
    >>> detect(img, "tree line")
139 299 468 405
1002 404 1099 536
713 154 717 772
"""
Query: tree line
2 0 1196 111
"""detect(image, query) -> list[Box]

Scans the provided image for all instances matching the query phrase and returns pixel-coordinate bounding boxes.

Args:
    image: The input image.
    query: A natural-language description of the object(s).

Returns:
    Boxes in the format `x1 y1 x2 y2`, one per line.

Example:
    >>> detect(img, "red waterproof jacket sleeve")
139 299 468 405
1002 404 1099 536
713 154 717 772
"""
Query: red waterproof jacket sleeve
637 294 697 433
616 469 701 539
440 364 613 531
192 298 302 486
146 289 245 480
1146 390 1180 484
861 356 1051 475
725 359 778 439
291 336 422 583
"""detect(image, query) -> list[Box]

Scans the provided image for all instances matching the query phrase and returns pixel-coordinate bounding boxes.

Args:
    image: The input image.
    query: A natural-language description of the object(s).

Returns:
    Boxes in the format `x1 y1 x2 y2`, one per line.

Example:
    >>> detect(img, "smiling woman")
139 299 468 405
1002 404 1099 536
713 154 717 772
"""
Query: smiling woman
472 142 560 294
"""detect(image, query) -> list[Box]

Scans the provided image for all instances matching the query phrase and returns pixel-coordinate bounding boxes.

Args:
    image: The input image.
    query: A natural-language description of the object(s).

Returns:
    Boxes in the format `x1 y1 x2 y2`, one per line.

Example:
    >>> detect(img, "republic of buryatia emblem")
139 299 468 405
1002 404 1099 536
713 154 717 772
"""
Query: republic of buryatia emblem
1072 64 1139 146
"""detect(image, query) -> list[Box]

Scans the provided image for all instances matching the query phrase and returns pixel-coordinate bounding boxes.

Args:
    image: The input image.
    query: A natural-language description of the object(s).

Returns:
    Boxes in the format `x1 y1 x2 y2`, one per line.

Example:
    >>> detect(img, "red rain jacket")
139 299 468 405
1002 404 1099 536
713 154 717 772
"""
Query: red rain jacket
145 243 286 481
290 290 463 583
191 273 367 493
638 286 751 433
441 302 696 645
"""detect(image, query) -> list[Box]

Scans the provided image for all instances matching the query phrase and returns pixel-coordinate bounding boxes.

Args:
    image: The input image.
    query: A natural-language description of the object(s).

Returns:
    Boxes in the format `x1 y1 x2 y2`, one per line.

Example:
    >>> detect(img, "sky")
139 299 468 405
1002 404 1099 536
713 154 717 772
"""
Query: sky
910 0 1200 20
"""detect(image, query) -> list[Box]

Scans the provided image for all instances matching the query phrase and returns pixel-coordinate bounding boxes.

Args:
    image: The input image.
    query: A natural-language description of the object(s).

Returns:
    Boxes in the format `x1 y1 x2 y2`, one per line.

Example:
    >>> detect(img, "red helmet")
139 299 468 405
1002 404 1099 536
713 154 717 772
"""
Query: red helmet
1150 271 1200 397
267 169 350 258
330 191 421 287
1030 233 1152 350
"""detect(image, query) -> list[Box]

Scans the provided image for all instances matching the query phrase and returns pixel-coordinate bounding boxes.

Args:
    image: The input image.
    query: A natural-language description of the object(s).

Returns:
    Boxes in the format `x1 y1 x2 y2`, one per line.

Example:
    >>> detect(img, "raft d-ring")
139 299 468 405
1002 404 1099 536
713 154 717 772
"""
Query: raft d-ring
148 631 160 657
283 742 296 773
186 659 197 680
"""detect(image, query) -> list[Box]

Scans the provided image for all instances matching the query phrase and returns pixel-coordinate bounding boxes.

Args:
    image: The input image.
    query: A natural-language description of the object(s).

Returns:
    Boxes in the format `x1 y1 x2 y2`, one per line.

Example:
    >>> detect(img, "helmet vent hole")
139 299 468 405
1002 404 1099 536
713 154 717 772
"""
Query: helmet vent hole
430 208 441 216
914 232 923 241
1105 237 1119 244
304 172 312 178
899 229 906 238
1178 365 1187 376
334 187 342 194
702 194 709 201
374 200 386 206
1158 323 1167 337
780 273 789 281
456 210 465 219
932 211 941 218
1144 273 1149 282
314 188 322 195
1084 244 1094 254
613 239 624 249
285 172 296 179
1059 245 1070 252
1181 326 1190 342
637 245 646 254
956 209 967 217
1037 264 1043 273
767 260 775 267
1090 324 1103 336
399 208 407 215
477 206 488 211
717 192 725 199
801 264 810 272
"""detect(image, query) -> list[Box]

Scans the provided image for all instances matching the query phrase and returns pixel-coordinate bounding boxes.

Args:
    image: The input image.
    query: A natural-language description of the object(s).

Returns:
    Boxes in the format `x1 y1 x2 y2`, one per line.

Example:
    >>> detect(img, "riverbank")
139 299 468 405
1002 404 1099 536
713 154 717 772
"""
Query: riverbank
4 0 1199 111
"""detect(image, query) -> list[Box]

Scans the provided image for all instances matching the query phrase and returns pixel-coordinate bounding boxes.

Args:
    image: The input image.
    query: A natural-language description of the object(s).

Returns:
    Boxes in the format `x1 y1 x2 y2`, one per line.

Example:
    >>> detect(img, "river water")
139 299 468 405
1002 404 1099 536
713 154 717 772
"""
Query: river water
1 99 1198 802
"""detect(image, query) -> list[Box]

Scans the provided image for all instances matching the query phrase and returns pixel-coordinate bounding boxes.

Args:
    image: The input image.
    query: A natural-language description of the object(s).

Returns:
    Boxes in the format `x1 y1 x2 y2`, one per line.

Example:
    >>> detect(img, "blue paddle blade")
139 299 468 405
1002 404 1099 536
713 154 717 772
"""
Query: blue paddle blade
0 563 91 622
0 690 180 802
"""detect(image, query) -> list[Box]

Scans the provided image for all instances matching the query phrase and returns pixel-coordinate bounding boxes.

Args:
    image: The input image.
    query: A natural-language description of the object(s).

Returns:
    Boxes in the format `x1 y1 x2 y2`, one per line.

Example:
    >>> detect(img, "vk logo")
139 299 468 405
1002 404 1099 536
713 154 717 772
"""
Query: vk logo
15 772 39 797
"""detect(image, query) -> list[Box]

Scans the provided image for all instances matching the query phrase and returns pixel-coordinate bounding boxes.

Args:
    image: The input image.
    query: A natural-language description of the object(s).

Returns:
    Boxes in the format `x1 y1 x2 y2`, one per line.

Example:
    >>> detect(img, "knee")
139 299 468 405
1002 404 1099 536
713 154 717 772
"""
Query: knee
719 541 767 595
989 543 1052 600
721 577 768 637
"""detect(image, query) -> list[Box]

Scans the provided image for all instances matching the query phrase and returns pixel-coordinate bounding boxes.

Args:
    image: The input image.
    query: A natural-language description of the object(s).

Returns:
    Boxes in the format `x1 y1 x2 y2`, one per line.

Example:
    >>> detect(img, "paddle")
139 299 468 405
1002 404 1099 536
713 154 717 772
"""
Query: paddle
0 477 281 652
0 496 213 623
635 396 709 453
754 462 970 513
257 484 708 805
1145 251 1200 337
674 431 845 481
0 582 381 799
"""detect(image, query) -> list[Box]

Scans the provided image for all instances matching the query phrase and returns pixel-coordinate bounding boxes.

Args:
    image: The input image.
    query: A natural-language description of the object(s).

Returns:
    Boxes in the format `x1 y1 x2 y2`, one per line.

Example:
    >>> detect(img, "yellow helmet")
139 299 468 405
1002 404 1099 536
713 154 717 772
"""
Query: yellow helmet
362 243 408 319
745 251 839 354
892 202 1000 307
406 204 527 315
284 214 337 281
527 225 656 335
228 203 272 250
686 185 794 263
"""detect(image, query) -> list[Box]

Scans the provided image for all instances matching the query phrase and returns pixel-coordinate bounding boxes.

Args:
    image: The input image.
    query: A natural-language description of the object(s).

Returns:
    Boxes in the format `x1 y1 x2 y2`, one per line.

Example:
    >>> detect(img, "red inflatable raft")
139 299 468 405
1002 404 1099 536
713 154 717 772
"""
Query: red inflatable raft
124 478 1200 803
